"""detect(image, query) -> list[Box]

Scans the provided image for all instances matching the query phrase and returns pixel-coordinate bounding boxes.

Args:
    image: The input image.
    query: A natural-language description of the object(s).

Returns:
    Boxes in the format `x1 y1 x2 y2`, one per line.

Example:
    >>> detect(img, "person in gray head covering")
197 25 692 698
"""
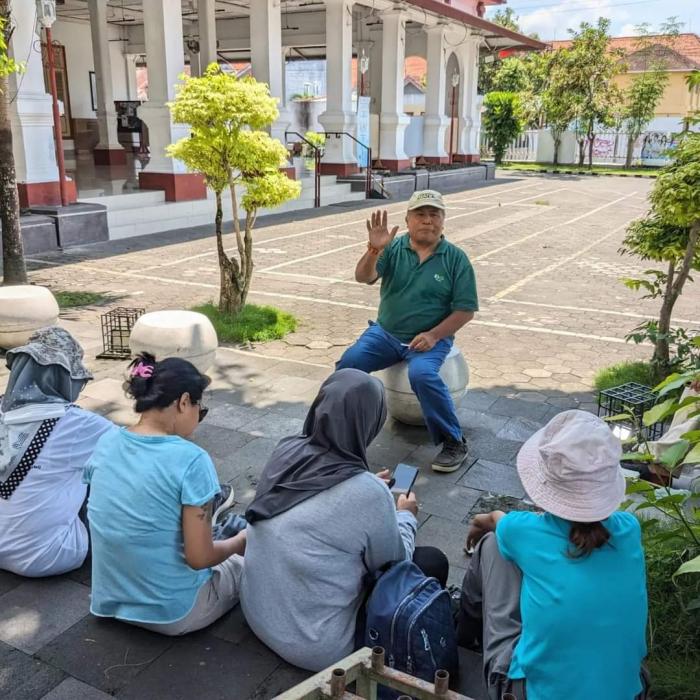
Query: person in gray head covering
0 327 114 577
241 369 448 672
245 368 387 523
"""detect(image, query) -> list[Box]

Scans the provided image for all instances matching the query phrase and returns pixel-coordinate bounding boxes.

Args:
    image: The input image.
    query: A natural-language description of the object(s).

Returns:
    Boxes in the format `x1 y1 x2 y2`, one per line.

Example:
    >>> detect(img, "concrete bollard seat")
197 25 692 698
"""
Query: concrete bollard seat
129 310 218 373
378 345 469 426
0 285 60 350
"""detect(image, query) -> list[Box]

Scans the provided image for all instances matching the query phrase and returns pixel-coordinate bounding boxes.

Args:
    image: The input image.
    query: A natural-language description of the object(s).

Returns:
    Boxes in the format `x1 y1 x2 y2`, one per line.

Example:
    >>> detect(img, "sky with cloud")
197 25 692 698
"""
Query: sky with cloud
486 0 699 41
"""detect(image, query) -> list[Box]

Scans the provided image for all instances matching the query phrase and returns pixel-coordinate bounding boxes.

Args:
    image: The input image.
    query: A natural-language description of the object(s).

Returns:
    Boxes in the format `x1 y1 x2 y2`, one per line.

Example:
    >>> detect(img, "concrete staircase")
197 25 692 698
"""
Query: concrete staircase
79 175 366 240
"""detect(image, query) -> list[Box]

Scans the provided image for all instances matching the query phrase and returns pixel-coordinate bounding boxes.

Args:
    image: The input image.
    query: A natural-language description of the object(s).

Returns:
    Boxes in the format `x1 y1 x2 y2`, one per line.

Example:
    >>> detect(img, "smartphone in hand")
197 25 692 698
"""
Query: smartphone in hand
390 463 419 496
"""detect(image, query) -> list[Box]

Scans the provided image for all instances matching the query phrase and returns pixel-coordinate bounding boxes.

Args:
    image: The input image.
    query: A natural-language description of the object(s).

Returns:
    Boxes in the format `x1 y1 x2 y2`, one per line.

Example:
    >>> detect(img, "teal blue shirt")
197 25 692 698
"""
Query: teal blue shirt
84 428 220 624
376 234 478 343
496 511 648 700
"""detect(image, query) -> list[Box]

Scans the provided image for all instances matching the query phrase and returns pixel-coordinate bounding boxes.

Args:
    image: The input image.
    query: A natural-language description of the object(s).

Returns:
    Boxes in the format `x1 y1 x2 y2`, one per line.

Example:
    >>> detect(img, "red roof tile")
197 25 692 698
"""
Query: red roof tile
548 33 700 70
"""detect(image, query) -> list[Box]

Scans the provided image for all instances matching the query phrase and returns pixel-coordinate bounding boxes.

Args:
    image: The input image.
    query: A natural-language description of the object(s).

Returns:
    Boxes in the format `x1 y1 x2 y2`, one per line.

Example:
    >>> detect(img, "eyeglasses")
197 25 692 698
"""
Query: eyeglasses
198 405 209 423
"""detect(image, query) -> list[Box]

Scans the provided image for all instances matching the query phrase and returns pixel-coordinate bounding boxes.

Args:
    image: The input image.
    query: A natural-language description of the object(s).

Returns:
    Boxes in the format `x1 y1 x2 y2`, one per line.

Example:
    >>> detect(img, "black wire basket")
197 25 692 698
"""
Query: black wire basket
96 307 144 360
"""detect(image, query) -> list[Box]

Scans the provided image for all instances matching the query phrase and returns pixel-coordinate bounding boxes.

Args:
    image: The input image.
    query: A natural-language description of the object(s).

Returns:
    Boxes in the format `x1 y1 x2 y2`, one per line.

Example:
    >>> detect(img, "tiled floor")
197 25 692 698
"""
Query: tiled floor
3 172 694 698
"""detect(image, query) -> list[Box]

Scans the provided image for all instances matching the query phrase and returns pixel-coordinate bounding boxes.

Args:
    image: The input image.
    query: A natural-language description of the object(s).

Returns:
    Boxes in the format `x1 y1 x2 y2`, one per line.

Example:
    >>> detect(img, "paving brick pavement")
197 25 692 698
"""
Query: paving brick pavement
2 173 699 699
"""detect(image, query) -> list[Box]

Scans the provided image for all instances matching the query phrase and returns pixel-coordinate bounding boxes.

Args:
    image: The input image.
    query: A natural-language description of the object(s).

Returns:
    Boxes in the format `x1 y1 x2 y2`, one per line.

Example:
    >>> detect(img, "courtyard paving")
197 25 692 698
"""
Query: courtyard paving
2 172 699 699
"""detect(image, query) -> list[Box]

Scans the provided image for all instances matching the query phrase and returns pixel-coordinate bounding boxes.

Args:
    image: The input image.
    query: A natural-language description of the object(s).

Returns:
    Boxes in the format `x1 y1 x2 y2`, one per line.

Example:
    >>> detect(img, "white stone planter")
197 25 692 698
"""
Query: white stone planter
129 310 218 373
378 345 469 426
0 285 60 350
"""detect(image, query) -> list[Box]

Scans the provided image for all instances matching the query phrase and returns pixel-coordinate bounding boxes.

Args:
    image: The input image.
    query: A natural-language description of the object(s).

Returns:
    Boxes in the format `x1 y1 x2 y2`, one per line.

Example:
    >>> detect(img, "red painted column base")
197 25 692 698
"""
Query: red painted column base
374 158 411 172
94 147 127 166
280 166 296 180
17 180 78 208
452 154 480 164
319 162 360 176
422 156 451 165
138 172 207 202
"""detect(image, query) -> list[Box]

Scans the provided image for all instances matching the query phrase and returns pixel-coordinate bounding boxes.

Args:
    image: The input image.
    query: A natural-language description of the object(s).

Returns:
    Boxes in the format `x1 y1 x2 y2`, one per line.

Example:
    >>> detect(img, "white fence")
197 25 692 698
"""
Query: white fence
481 128 686 166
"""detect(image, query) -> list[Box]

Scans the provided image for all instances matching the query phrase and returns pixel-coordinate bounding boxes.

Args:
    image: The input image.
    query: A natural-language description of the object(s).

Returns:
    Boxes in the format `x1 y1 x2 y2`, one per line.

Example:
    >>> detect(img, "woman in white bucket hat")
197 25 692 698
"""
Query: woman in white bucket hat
456 410 648 700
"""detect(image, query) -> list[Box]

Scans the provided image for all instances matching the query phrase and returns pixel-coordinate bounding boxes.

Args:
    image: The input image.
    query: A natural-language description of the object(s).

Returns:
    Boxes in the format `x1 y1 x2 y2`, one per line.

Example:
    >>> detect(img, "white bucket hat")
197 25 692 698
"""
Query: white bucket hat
516 409 626 523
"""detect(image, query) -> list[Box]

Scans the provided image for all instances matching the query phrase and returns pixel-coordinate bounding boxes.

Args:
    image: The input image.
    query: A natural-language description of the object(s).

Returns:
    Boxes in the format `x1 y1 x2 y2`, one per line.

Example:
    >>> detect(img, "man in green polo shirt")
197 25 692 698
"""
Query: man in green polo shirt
336 190 478 472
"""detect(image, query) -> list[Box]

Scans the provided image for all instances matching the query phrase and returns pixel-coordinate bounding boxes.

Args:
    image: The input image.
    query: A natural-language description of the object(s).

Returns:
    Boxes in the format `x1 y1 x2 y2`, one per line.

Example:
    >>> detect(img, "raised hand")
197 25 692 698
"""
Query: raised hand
366 210 399 252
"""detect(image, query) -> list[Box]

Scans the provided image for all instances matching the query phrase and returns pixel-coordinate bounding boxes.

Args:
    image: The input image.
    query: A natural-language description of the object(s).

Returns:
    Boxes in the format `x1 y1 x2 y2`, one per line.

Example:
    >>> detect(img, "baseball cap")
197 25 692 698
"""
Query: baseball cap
406 190 446 211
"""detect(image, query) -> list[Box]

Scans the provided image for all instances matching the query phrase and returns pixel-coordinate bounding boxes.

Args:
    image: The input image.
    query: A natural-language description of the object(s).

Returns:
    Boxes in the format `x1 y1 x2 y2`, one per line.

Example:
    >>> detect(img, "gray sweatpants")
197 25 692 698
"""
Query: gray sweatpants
132 554 244 636
458 532 523 700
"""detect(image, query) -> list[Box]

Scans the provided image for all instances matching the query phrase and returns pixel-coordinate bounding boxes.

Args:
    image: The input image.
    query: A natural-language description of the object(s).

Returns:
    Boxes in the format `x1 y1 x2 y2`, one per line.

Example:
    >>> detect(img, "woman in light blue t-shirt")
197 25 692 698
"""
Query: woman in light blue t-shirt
458 410 648 700
85 353 245 636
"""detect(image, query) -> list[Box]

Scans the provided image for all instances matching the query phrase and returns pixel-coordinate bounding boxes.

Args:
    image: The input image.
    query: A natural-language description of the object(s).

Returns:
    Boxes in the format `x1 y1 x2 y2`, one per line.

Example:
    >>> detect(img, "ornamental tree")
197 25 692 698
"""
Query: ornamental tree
167 64 301 315
0 2 27 285
622 71 668 168
482 92 524 165
621 131 700 372
621 21 681 168
560 19 625 168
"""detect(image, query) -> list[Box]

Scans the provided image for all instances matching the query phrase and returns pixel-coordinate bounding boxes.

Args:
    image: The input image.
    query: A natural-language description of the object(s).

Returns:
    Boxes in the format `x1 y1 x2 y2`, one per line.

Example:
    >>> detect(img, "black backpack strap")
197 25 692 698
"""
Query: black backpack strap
0 417 61 500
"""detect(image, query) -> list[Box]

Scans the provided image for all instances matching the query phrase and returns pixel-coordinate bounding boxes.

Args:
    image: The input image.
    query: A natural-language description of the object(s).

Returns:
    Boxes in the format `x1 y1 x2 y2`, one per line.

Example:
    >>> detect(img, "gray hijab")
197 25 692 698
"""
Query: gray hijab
1 354 85 412
245 369 387 523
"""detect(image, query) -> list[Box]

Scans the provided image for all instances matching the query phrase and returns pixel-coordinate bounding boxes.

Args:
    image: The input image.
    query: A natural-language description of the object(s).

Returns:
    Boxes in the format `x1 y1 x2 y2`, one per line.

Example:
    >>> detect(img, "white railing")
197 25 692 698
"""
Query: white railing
481 128 681 166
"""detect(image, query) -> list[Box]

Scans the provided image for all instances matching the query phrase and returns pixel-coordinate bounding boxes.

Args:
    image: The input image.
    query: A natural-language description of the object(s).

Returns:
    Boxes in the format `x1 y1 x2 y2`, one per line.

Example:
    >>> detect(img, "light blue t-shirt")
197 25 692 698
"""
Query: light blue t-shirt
496 511 648 700
84 428 220 624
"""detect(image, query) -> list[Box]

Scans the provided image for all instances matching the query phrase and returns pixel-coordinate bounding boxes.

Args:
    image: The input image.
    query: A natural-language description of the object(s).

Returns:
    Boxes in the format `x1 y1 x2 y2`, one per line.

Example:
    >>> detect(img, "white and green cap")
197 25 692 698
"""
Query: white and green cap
406 189 446 211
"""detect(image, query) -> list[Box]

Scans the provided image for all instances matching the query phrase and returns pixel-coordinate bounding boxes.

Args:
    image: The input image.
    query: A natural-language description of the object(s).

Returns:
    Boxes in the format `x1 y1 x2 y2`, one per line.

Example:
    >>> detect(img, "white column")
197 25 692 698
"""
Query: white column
138 0 205 199
187 44 201 77
422 25 449 162
250 0 291 145
124 54 139 100
88 0 126 164
378 9 409 170
8 0 62 206
318 0 357 174
456 36 481 162
198 0 218 72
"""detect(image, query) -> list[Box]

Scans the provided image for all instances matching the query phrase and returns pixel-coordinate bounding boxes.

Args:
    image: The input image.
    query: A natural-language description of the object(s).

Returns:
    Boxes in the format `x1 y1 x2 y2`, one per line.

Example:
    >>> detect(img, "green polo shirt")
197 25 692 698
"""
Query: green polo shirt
375 233 479 343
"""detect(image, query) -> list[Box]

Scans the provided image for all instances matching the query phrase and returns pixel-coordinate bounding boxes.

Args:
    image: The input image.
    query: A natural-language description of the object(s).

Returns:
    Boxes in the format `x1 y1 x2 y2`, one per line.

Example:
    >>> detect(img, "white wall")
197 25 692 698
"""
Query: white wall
404 115 424 157
51 18 130 120
51 19 95 119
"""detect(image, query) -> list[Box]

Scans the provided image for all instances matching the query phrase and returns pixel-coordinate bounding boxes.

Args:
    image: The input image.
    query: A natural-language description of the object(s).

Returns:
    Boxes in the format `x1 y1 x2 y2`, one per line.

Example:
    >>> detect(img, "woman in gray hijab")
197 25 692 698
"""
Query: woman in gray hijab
241 368 448 671
0 327 114 577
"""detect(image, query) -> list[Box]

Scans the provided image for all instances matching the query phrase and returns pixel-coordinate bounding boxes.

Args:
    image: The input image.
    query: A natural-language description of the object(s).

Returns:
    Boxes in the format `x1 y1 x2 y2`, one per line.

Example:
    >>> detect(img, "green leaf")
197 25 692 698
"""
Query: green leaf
673 554 700 580
604 413 634 422
643 398 677 426
625 479 656 493
621 452 654 462
685 597 700 611
681 441 700 465
680 430 700 442
659 440 690 469
653 492 690 508
655 373 692 396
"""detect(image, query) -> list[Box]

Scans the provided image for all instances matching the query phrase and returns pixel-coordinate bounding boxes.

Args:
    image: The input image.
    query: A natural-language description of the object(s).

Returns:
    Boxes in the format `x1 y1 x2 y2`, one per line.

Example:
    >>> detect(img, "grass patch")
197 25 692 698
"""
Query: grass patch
54 290 109 308
496 162 660 177
533 199 549 205
644 532 700 700
593 361 662 391
193 302 297 344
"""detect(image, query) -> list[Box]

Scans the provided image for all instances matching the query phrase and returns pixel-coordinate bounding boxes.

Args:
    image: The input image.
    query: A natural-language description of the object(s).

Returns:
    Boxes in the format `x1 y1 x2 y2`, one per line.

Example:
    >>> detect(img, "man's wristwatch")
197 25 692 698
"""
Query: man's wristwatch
367 242 381 256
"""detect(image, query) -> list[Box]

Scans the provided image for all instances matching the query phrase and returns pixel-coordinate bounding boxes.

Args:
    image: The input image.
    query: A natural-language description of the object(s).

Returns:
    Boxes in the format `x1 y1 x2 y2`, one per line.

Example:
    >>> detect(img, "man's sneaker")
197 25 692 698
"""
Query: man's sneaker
212 484 235 524
431 436 469 473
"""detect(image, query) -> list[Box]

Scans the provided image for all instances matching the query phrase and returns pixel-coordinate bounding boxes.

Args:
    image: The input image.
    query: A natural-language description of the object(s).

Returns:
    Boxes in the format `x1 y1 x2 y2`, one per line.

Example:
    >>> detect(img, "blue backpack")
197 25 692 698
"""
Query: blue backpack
363 560 459 694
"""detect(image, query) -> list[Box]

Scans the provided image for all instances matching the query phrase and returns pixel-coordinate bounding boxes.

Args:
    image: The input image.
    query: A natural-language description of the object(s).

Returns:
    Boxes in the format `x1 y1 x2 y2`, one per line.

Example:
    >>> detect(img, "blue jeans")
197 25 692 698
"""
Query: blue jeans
336 322 463 445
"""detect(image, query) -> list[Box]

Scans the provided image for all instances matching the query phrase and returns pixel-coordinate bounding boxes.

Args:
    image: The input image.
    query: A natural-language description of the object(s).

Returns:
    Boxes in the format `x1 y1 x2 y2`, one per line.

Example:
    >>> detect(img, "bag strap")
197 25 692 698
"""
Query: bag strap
0 417 60 500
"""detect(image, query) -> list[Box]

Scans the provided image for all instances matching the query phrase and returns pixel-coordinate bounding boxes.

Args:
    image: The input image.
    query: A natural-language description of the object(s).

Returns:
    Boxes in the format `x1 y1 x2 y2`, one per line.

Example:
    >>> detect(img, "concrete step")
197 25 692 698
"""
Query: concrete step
78 189 166 210
106 179 367 240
